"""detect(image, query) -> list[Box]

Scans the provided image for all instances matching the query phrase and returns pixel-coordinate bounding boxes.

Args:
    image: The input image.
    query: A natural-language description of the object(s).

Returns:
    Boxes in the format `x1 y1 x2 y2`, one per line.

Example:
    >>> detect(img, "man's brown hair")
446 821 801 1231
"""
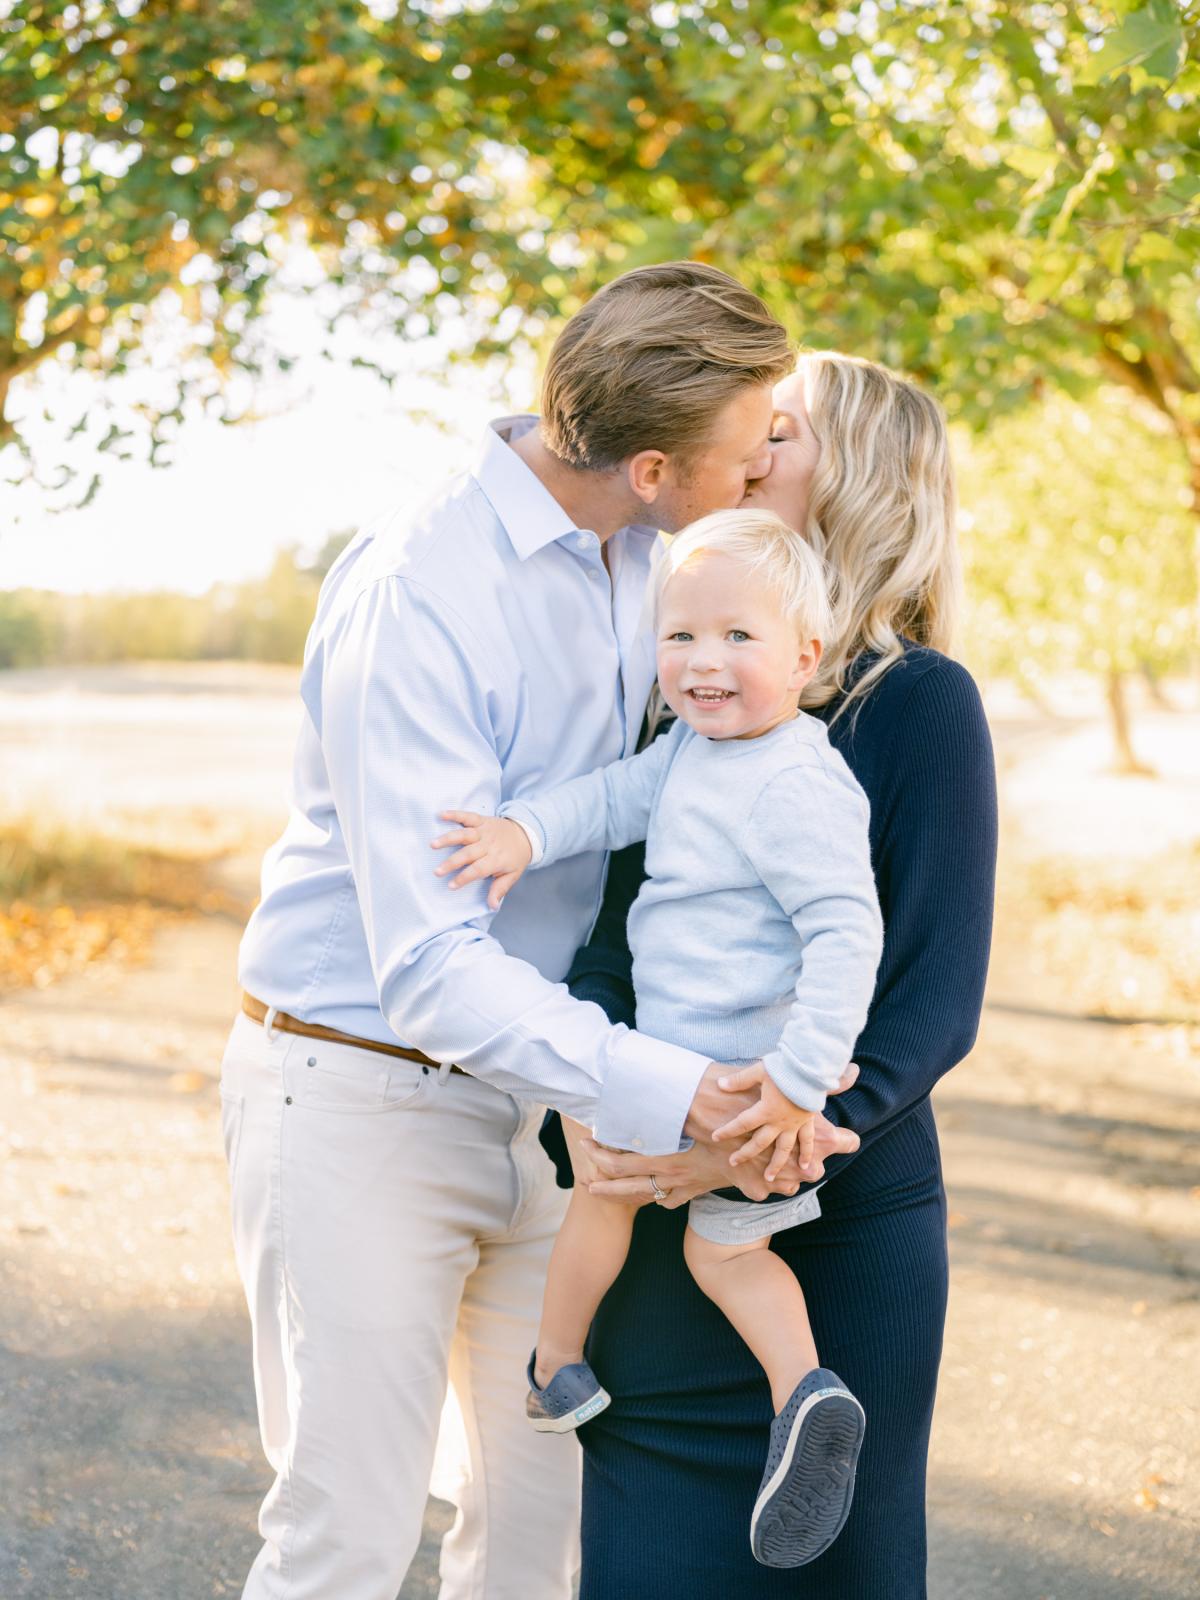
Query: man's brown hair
540 262 794 471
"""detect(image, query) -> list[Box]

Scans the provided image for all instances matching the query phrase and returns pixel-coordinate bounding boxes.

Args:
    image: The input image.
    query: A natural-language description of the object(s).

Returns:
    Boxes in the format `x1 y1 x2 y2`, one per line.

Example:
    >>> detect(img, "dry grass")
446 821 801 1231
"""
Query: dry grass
0 819 243 991
3 807 1196 1043
1006 841 1200 1024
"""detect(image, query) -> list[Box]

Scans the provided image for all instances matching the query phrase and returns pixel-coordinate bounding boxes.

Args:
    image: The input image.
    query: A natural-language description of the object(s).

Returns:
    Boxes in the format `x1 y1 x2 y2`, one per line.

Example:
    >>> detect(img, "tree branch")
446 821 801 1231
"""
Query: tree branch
1133 297 1200 396
0 312 88 388
1094 341 1171 414
993 11 1087 173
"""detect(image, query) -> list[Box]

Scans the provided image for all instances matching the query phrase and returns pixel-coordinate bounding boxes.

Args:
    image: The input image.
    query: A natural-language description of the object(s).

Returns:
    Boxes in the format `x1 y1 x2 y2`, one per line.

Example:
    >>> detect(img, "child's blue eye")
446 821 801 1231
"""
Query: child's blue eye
729 630 750 643
666 631 693 642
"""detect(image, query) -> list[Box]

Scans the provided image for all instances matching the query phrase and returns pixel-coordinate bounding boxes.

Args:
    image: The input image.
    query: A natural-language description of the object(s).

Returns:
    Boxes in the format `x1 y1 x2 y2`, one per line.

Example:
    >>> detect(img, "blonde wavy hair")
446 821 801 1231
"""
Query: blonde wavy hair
795 351 960 720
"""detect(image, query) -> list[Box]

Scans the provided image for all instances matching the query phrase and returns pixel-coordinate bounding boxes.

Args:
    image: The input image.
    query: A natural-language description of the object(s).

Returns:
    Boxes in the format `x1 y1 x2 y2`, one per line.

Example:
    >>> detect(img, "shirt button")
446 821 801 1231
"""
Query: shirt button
631 1137 644 1150
576 533 592 550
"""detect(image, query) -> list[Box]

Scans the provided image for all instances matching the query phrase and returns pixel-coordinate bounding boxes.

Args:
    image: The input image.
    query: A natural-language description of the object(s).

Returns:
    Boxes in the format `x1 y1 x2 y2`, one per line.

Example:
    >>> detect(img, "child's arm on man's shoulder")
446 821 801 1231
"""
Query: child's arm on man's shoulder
430 719 685 907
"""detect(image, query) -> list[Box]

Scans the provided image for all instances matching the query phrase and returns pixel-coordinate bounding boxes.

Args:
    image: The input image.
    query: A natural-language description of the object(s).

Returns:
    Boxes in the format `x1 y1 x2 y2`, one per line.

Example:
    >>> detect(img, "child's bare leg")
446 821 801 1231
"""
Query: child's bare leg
683 1224 819 1413
535 1183 638 1388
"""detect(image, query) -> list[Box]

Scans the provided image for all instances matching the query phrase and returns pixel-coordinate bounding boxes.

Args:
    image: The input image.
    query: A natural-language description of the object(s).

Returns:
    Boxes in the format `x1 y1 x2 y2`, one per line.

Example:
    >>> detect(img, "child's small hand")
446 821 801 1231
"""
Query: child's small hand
712 1061 817 1180
431 809 532 910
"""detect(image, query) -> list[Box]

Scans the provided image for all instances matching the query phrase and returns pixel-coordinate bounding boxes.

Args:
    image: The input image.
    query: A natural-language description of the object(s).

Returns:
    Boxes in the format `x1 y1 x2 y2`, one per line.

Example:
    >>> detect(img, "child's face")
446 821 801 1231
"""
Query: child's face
656 551 820 741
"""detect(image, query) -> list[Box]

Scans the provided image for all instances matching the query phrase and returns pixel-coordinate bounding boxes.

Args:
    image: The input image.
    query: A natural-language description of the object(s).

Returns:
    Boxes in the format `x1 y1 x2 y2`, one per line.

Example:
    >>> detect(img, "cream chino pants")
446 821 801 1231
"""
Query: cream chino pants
219 1013 580 1600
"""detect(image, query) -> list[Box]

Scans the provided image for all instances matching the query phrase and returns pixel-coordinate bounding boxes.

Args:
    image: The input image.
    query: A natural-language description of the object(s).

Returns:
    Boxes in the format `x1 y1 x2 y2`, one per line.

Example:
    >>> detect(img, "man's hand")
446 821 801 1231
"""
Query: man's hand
431 809 532 910
588 1064 861 1205
683 1058 760 1145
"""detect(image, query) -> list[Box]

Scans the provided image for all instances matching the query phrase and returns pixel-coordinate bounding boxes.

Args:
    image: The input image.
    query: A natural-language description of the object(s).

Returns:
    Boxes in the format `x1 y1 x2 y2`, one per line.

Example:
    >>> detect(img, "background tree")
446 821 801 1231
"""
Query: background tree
0 539 340 668
0 0 754 485
958 386 1197 770
1 0 498 486
6 3 1197 461
3 1 1197 752
457 4 1199 429
0 591 49 667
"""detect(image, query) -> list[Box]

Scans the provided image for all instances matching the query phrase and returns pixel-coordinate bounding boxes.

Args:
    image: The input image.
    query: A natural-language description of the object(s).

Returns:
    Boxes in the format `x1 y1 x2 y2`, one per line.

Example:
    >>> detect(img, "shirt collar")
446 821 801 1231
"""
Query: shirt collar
472 415 582 561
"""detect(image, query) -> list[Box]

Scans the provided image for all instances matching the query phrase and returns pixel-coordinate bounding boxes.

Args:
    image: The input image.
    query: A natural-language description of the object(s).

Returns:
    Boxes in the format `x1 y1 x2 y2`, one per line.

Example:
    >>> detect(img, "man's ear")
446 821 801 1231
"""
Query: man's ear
627 448 669 507
790 637 822 691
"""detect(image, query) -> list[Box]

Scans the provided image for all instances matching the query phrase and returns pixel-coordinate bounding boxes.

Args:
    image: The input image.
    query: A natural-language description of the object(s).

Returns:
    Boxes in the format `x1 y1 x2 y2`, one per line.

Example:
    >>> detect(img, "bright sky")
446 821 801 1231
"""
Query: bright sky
0 292 536 596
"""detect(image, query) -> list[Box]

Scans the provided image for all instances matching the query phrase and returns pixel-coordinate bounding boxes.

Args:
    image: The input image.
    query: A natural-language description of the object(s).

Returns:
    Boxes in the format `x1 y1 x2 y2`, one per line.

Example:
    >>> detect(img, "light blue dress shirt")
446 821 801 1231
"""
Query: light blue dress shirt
238 416 710 1154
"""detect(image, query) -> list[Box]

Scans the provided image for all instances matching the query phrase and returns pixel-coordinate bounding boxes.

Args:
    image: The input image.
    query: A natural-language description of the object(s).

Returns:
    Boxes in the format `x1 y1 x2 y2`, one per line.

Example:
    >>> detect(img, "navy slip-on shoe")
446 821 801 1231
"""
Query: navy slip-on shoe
525 1351 611 1433
750 1368 866 1568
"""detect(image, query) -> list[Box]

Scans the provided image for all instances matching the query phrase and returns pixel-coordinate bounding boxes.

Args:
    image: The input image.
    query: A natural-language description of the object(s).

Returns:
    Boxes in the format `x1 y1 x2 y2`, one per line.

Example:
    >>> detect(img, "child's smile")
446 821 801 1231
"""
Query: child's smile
657 550 820 741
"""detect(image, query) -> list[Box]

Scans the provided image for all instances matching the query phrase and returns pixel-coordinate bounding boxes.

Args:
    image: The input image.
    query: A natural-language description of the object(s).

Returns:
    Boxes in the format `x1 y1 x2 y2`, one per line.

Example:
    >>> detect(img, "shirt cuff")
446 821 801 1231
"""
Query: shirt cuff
498 801 545 864
593 1029 710 1156
760 1050 829 1114
510 815 544 866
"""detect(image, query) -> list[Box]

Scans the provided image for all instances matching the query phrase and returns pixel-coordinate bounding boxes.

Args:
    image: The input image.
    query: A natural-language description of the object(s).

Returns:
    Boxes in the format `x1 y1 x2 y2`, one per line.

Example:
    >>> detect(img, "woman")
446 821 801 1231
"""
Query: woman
551 351 998 1597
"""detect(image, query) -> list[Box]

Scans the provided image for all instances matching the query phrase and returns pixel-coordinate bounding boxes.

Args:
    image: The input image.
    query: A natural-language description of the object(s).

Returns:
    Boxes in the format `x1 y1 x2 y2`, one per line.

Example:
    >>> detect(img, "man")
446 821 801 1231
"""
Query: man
221 262 794 1599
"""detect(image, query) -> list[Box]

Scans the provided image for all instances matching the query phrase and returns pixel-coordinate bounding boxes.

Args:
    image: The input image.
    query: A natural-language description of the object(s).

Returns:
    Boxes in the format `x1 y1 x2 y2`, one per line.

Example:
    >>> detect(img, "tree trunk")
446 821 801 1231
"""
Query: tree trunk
1016 666 1061 719
1105 670 1155 776
1096 309 1200 714
1138 661 1175 711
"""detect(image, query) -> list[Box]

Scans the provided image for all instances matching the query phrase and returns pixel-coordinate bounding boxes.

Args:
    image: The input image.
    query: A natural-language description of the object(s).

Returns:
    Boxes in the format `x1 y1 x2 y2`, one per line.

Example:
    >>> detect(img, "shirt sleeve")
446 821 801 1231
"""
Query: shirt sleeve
741 765 884 1112
316 575 709 1152
499 721 680 865
799 658 998 1184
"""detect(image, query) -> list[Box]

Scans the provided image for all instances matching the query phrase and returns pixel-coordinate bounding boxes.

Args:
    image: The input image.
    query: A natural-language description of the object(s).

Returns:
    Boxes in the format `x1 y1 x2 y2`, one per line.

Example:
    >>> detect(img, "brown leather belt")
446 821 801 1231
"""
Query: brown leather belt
241 993 465 1074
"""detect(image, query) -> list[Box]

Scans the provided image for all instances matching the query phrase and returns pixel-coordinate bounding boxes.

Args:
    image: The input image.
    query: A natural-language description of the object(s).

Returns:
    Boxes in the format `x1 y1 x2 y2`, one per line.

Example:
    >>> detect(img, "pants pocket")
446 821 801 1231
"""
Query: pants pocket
220 1089 246 1187
289 1041 428 1114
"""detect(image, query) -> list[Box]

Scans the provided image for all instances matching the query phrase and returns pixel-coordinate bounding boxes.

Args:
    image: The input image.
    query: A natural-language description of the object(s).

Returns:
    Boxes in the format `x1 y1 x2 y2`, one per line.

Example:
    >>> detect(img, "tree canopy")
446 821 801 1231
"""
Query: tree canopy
960 385 1197 684
4 2 1197 471
451 0 1200 489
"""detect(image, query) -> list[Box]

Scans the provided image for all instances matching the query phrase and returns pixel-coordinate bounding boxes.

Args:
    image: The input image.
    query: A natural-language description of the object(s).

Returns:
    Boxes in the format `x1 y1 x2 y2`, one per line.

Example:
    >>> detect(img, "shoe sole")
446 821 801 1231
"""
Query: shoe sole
750 1388 866 1568
526 1387 611 1433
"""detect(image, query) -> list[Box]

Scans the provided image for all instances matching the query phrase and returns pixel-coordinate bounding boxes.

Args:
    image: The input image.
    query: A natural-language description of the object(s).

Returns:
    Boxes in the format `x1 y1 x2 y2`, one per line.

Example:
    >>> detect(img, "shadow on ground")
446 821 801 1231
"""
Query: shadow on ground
929 1477 1197 1600
0 1305 454 1599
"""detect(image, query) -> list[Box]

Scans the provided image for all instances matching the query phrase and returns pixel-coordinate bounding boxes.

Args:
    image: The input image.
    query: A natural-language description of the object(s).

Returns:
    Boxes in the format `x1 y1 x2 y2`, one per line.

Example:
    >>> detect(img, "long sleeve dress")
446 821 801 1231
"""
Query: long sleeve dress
551 644 998 1600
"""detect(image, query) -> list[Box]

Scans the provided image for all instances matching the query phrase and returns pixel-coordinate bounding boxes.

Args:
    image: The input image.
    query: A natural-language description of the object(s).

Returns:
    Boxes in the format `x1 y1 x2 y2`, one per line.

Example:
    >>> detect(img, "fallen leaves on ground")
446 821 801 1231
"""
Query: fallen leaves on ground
0 820 245 992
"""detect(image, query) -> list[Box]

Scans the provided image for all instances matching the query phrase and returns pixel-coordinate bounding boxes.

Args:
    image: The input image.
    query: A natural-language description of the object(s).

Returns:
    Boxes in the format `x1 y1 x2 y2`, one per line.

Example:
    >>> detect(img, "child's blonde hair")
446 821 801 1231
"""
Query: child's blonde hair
795 351 960 719
655 508 833 645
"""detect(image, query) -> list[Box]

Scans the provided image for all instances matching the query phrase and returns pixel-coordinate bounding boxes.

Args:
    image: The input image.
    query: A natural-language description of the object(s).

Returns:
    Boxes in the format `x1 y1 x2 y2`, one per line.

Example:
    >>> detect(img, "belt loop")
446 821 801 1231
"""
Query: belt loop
263 1006 279 1042
437 1060 453 1085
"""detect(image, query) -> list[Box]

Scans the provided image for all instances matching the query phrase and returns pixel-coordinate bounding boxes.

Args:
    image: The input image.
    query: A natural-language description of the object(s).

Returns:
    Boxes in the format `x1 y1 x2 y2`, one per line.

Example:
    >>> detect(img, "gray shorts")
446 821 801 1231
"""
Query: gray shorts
687 1183 825 1245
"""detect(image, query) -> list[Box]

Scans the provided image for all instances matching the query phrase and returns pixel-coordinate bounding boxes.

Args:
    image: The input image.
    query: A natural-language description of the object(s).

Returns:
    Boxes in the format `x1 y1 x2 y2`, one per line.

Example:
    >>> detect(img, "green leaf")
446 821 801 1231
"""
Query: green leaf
1129 228 1186 266
1094 227 1129 276
1007 145 1059 182
1077 0 1186 86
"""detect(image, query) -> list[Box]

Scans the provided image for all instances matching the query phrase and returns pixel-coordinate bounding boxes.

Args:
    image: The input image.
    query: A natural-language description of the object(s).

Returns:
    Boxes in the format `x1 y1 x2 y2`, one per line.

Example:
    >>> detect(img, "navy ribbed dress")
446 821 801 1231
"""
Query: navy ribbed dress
547 644 998 1599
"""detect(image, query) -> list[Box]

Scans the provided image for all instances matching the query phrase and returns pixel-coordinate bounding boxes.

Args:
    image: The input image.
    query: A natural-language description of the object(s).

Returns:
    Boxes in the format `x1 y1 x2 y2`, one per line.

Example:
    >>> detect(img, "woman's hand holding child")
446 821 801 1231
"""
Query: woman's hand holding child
712 1061 817 1180
431 809 532 910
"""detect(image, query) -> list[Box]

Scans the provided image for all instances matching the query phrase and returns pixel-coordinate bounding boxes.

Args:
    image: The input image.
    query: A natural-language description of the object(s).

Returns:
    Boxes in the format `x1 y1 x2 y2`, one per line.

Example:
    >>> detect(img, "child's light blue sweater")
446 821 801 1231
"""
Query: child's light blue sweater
501 713 884 1112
